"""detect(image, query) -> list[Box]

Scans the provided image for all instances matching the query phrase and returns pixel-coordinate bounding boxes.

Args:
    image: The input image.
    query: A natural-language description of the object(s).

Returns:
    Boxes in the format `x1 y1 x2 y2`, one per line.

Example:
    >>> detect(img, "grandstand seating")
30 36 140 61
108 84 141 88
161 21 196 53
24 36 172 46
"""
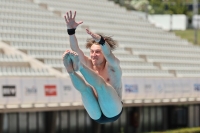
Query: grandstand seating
0 67 52 76
0 0 199 77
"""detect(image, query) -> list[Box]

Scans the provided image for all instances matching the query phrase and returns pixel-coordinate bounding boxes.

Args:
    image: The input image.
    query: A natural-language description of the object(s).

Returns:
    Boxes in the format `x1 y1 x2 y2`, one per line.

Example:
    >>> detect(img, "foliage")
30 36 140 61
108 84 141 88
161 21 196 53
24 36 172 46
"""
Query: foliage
116 0 200 15
166 0 188 14
148 0 189 15
128 0 148 11
150 127 200 133
118 127 124 133
148 0 166 14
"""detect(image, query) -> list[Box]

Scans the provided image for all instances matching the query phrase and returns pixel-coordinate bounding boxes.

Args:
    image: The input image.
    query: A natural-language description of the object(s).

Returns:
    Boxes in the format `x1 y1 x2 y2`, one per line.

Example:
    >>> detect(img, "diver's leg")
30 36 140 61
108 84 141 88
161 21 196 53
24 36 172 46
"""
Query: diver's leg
63 50 101 120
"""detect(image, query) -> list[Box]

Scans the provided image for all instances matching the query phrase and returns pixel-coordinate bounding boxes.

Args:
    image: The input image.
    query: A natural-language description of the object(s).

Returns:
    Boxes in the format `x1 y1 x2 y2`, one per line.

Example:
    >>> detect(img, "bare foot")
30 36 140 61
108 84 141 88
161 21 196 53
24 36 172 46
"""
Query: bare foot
69 51 81 71
62 50 74 74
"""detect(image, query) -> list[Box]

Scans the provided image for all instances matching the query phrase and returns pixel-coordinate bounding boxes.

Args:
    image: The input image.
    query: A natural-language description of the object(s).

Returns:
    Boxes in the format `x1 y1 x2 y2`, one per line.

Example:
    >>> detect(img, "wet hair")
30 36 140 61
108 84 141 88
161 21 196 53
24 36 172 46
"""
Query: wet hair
86 34 118 51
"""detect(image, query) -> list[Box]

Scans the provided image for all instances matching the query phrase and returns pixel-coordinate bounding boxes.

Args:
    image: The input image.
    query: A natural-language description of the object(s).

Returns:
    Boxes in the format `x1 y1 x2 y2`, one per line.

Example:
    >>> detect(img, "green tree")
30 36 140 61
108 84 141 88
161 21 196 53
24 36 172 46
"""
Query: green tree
130 0 149 11
148 0 165 14
164 0 188 14
116 0 199 15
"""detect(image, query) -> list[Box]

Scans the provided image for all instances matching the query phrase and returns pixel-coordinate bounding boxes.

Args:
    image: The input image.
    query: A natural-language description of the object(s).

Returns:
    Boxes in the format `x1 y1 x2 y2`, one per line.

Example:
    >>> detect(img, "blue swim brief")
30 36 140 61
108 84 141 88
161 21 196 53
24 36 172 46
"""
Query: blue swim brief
94 103 123 124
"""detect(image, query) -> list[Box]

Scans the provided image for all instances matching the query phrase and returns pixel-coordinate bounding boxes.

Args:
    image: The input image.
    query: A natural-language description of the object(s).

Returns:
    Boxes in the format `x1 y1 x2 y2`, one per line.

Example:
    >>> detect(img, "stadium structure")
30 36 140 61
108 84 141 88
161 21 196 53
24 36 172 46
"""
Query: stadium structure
0 0 200 133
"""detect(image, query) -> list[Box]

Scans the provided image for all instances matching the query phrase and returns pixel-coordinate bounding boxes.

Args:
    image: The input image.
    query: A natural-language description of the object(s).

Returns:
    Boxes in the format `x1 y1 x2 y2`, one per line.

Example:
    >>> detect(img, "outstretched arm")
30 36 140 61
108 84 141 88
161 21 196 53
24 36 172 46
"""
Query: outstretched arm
64 11 90 65
86 29 120 69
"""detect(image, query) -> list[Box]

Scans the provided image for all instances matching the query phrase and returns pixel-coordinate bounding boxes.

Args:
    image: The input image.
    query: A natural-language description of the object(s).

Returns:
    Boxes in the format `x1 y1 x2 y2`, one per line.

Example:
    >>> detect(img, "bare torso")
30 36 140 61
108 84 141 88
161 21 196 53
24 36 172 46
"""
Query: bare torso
87 59 122 98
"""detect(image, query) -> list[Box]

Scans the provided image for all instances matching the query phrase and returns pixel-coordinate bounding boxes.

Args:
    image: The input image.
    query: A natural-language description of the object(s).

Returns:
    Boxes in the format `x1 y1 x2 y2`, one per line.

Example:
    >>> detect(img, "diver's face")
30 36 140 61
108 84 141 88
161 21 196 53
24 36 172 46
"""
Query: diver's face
90 44 105 65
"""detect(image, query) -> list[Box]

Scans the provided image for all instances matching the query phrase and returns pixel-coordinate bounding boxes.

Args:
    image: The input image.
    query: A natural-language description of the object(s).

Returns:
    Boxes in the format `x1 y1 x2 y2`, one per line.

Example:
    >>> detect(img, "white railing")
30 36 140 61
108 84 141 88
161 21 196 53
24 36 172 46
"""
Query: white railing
0 77 199 111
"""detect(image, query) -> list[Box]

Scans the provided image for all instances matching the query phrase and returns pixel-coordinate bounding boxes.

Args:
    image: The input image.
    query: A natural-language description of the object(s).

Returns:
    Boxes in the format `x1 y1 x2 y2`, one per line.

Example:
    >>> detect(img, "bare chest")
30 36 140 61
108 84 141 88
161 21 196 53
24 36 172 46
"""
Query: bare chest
87 61 122 90
94 67 117 87
96 69 110 82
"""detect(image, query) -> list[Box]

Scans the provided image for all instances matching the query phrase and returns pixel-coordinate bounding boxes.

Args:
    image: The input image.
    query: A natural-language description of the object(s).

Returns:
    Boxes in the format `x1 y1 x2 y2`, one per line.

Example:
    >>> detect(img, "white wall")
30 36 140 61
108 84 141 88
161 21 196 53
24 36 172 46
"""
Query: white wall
193 15 200 29
172 15 188 30
148 14 188 31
